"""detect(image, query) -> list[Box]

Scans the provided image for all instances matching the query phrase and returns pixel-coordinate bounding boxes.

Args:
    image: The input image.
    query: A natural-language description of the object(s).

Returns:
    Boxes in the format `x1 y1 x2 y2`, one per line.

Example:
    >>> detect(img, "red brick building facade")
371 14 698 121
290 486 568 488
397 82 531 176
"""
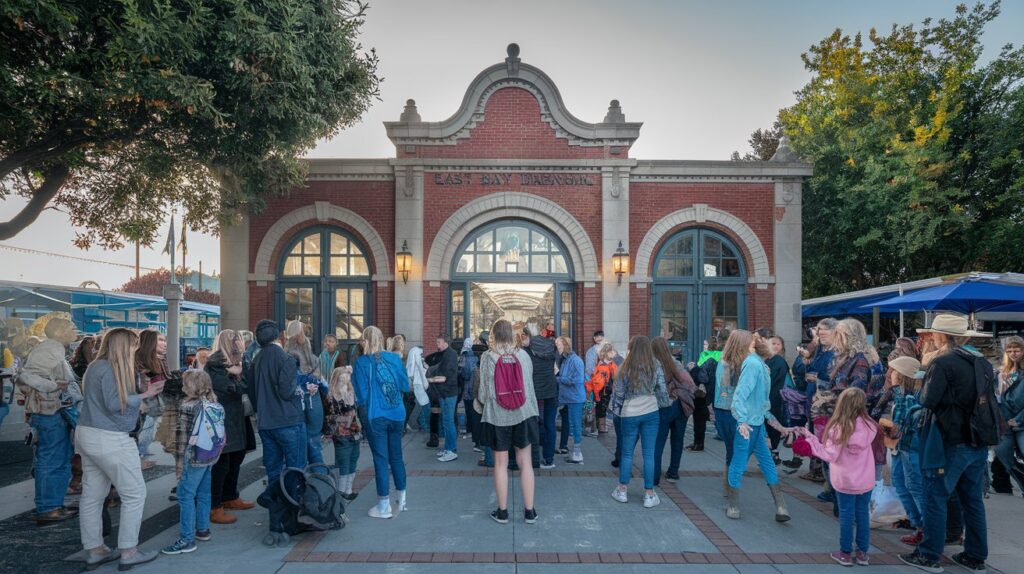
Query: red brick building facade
219 45 810 359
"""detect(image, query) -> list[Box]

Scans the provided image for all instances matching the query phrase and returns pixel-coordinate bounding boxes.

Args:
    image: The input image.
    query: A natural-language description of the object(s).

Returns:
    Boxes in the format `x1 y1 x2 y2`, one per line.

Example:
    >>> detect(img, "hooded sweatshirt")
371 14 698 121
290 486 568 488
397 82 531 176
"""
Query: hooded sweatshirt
803 417 878 495
406 347 430 406
17 338 77 415
525 335 558 401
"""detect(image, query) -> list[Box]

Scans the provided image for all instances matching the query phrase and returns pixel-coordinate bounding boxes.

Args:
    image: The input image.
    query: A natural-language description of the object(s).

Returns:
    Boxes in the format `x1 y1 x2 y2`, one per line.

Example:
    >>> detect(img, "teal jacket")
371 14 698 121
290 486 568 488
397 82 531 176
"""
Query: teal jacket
731 354 777 426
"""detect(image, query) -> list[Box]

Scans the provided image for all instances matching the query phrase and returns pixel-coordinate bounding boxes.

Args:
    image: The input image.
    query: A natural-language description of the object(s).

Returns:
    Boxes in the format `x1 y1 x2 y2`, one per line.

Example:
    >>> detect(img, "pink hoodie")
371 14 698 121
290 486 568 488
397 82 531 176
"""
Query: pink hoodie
805 417 878 495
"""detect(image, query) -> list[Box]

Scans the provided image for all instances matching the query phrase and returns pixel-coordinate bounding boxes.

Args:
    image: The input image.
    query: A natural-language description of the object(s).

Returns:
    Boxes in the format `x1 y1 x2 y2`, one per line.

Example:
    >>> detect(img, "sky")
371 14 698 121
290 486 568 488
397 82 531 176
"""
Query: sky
3 0 1021 289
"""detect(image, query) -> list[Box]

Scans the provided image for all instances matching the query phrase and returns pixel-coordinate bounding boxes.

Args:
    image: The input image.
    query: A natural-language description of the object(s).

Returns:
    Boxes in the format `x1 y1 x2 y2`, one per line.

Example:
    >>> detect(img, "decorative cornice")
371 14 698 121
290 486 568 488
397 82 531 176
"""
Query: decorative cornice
385 44 642 149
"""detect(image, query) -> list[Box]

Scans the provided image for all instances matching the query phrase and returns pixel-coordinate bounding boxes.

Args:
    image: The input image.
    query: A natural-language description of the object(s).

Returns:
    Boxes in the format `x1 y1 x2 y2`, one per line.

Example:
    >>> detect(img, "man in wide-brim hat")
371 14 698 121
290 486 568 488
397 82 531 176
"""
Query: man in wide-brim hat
899 313 997 572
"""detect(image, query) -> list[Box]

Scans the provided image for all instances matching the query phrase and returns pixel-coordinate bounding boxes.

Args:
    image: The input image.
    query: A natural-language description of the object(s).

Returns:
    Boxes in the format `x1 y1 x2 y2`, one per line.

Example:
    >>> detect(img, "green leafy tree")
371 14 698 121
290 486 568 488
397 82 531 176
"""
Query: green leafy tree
731 120 782 161
0 0 380 248
774 2 1024 297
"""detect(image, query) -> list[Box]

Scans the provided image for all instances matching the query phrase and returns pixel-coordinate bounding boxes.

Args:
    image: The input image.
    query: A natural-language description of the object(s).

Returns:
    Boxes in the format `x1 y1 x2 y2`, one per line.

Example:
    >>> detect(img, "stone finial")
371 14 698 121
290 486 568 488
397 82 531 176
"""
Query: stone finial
603 99 625 123
506 43 521 76
399 99 421 123
770 135 798 162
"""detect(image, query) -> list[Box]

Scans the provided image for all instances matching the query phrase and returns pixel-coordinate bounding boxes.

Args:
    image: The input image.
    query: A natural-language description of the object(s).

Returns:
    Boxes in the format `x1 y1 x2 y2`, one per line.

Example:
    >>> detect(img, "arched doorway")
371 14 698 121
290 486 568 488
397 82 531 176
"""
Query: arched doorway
276 227 373 354
448 220 574 340
651 228 747 362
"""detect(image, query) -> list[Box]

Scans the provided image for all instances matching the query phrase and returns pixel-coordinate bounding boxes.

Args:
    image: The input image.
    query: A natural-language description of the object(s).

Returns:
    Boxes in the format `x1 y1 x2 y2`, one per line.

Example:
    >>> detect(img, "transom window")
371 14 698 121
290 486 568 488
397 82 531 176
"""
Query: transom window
282 230 370 277
655 229 744 280
454 222 570 278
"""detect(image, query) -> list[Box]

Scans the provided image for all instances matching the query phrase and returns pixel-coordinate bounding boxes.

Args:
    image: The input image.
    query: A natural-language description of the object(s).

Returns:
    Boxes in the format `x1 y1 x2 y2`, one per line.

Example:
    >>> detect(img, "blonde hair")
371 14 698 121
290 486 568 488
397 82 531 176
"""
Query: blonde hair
1001 336 1024 379
95 328 140 412
832 319 874 375
891 370 923 395
329 366 354 404
212 329 244 365
490 319 517 355
361 326 385 356
598 341 616 362
721 330 753 384
387 334 407 358
556 336 572 355
823 387 876 447
182 369 217 402
285 320 307 343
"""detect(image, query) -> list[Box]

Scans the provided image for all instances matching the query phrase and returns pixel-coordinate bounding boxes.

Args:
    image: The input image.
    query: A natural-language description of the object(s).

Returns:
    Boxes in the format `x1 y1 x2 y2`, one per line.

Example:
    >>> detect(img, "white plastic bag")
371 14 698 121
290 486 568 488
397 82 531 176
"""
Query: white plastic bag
869 479 906 528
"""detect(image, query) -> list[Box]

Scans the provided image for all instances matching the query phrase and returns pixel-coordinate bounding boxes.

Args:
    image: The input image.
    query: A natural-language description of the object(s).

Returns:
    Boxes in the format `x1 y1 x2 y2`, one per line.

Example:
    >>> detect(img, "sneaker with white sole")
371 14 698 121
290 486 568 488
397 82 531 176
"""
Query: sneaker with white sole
643 492 661 508
540 462 556 470
368 501 393 519
898 551 944 573
161 539 197 555
611 488 628 503
951 552 986 573
438 451 458 462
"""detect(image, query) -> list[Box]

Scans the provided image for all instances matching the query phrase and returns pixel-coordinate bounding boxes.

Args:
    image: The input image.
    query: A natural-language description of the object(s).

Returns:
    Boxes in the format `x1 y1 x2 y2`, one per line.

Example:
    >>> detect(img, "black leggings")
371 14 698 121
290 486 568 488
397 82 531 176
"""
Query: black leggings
211 449 246 508
690 398 709 446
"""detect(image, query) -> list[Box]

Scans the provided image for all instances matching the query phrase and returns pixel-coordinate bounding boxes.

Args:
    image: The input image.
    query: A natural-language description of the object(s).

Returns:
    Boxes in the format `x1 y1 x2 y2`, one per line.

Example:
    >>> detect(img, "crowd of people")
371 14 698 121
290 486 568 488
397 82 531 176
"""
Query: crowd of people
3 309 1020 574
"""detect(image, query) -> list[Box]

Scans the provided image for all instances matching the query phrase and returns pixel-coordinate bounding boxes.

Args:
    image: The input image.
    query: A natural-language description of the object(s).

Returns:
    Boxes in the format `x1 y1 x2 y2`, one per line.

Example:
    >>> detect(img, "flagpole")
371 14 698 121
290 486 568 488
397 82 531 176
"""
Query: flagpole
163 213 182 369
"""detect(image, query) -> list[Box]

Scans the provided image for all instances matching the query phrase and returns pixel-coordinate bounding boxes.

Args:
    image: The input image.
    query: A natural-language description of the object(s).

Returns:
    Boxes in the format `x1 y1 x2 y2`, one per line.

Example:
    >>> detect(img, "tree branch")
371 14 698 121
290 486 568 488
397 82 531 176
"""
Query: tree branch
0 164 71 239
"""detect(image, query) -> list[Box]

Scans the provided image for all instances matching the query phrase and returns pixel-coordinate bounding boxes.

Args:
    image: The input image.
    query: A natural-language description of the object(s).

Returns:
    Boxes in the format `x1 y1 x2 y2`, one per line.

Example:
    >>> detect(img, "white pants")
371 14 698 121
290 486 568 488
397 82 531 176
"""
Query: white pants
76 426 147 550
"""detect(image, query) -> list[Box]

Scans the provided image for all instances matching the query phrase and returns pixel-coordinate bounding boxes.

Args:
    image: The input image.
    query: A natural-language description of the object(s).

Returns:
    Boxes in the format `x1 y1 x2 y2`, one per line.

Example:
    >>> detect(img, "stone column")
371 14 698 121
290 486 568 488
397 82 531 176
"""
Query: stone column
774 178 803 362
394 165 424 348
163 283 183 370
219 214 250 331
601 166 631 353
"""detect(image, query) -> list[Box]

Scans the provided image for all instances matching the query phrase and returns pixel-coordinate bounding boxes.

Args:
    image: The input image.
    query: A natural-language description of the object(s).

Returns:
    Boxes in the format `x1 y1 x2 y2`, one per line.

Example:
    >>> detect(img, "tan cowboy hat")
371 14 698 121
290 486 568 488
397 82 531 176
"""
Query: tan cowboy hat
889 356 924 379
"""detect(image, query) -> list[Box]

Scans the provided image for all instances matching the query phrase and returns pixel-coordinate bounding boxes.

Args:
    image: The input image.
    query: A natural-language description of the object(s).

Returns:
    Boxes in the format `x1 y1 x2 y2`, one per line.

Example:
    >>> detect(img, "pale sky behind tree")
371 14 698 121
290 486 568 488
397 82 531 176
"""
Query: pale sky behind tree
3 0 1021 289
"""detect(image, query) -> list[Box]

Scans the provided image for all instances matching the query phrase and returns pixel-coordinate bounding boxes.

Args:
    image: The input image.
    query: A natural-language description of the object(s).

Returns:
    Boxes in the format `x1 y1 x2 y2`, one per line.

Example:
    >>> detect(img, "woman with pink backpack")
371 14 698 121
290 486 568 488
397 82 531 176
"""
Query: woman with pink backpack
475 319 540 525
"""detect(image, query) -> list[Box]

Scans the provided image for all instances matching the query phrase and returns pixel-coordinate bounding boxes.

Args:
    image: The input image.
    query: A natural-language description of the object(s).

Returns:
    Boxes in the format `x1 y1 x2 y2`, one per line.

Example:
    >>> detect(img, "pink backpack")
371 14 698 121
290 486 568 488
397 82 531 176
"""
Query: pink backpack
493 352 526 410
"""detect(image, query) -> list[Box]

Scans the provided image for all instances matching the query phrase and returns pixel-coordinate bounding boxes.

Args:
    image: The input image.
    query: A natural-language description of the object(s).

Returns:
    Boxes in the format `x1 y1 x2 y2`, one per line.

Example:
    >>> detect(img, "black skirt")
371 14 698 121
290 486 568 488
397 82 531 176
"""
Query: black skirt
478 417 540 452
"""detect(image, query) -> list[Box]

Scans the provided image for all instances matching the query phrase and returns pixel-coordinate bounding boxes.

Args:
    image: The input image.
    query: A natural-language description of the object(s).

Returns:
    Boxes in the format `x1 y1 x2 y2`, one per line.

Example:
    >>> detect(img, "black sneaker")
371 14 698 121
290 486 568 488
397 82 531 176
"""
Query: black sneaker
898 551 944 573
951 552 986 573
426 435 439 448
195 530 211 542
490 508 509 524
611 459 620 468
665 473 680 483
524 508 538 524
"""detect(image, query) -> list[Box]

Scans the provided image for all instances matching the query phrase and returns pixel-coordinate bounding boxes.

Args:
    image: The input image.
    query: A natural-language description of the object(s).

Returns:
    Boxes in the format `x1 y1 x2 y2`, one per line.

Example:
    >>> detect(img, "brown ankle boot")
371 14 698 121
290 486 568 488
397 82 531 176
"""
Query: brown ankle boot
222 498 255 510
210 507 237 524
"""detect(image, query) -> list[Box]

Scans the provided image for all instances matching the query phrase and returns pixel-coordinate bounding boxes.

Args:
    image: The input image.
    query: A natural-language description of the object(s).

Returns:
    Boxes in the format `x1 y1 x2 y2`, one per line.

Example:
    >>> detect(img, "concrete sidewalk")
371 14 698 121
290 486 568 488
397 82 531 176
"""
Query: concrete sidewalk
8 417 1023 573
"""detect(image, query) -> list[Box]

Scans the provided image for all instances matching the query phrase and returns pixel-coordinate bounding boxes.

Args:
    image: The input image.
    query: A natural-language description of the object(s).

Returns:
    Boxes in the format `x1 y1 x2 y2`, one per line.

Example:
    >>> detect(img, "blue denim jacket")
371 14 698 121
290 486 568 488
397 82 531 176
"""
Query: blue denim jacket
1000 371 1024 426
731 354 777 426
556 351 586 405
610 363 670 416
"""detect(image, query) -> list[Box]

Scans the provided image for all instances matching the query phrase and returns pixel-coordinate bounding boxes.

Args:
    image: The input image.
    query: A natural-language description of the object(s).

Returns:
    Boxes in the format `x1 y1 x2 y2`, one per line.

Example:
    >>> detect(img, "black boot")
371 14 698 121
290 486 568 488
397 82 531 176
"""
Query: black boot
426 434 439 448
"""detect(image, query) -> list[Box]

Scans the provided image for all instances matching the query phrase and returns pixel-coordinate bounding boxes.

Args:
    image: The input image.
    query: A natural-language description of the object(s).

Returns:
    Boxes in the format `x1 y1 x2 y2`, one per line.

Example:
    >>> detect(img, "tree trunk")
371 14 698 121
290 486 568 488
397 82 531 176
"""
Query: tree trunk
0 164 71 240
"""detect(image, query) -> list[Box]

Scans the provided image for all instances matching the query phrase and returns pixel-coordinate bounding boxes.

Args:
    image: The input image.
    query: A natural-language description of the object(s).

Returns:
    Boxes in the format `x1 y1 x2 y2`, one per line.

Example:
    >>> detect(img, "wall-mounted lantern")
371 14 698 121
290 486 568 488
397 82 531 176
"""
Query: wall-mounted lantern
612 241 630 284
397 240 412 284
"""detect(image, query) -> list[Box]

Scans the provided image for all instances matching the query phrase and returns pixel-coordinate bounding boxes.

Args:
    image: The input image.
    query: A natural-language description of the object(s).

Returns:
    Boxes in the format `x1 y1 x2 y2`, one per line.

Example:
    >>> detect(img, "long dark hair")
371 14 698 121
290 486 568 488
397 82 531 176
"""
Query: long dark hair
73 336 96 365
616 336 656 393
136 329 167 376
651 337 683 383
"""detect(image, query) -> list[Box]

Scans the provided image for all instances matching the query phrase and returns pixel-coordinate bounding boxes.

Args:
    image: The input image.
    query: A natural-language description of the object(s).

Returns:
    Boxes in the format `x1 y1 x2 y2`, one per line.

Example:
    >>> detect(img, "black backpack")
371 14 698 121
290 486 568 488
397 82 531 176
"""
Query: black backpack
279 464 347 531
955 348 1004 447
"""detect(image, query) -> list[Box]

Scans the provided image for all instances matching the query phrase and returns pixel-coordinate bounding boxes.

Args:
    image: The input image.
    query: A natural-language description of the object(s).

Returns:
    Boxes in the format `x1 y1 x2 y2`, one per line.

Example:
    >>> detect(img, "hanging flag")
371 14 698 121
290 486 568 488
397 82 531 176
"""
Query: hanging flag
162 215 176 255
178 218 188 256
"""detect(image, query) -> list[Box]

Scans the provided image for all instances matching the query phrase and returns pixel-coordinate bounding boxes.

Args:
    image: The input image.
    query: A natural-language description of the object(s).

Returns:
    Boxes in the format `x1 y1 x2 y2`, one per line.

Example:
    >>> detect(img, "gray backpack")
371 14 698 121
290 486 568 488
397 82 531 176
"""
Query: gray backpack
279 463 347 531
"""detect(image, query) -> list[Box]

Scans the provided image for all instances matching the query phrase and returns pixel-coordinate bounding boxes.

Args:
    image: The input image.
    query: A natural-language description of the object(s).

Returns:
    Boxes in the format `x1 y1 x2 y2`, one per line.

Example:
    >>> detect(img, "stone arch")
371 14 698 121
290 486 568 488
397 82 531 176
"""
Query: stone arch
634 204 772 285
425 192 599 283
251 201 392 282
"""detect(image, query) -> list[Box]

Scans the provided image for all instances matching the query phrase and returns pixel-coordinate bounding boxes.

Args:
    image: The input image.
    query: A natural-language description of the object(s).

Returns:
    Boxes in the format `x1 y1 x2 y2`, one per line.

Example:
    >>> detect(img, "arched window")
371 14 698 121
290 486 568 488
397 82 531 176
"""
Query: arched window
651 228 747 362
276 227 372 353
448 220 574 340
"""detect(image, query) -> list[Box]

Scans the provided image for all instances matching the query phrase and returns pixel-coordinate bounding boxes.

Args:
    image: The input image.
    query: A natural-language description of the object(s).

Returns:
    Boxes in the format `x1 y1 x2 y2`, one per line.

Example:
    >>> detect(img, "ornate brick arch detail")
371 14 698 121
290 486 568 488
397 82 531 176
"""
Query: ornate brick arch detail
425 192 599 283
251 201 392 282
634 204 772 285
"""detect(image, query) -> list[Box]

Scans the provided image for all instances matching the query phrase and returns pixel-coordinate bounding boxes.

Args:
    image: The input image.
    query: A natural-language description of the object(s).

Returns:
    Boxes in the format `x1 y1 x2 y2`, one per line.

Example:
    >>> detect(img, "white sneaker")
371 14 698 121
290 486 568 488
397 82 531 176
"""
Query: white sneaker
438 451 458 462
540 462 556 470
396 490 407 512
368 501 393 519
611 487 628 503
643 492 661 508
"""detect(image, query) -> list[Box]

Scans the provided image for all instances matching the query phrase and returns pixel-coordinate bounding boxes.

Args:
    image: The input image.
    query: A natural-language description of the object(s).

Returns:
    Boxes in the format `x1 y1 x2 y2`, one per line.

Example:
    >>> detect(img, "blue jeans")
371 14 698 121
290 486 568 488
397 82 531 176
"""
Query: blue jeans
30 413 72 512
618 410 660 489
563 402 583 446
440 396 458 453
484 446 494 466
893 449 925 528
919 445 988 562
837 491 871 554
177 463 212 543
995 430 1024 478
367 417 407 497
728 423 778 488
654 401 688 484
259 424 307 486
137 414 156 459
307 435 325 469
539 399 558 464
333 436 360 475
417 403 430 431
0 403 9 431
714 408 737 465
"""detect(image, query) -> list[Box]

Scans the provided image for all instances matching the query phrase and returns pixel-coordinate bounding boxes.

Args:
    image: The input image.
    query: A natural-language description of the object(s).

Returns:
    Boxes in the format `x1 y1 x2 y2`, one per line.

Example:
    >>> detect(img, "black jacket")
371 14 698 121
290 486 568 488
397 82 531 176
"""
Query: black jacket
525 335 558 401
921 348 983 447
205 351 252 453
426 347 460 398
247 343 303 431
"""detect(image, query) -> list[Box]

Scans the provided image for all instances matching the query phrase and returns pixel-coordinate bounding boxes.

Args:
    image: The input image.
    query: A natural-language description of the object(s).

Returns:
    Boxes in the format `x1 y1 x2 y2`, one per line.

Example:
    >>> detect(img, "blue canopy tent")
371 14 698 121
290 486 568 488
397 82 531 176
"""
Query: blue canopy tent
858 278 1024 314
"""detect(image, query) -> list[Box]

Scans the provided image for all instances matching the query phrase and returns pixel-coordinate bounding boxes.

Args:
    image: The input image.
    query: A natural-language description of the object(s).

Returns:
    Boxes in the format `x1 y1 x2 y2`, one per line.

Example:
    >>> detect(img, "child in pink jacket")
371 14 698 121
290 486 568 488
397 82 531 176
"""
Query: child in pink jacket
798 387 878 567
